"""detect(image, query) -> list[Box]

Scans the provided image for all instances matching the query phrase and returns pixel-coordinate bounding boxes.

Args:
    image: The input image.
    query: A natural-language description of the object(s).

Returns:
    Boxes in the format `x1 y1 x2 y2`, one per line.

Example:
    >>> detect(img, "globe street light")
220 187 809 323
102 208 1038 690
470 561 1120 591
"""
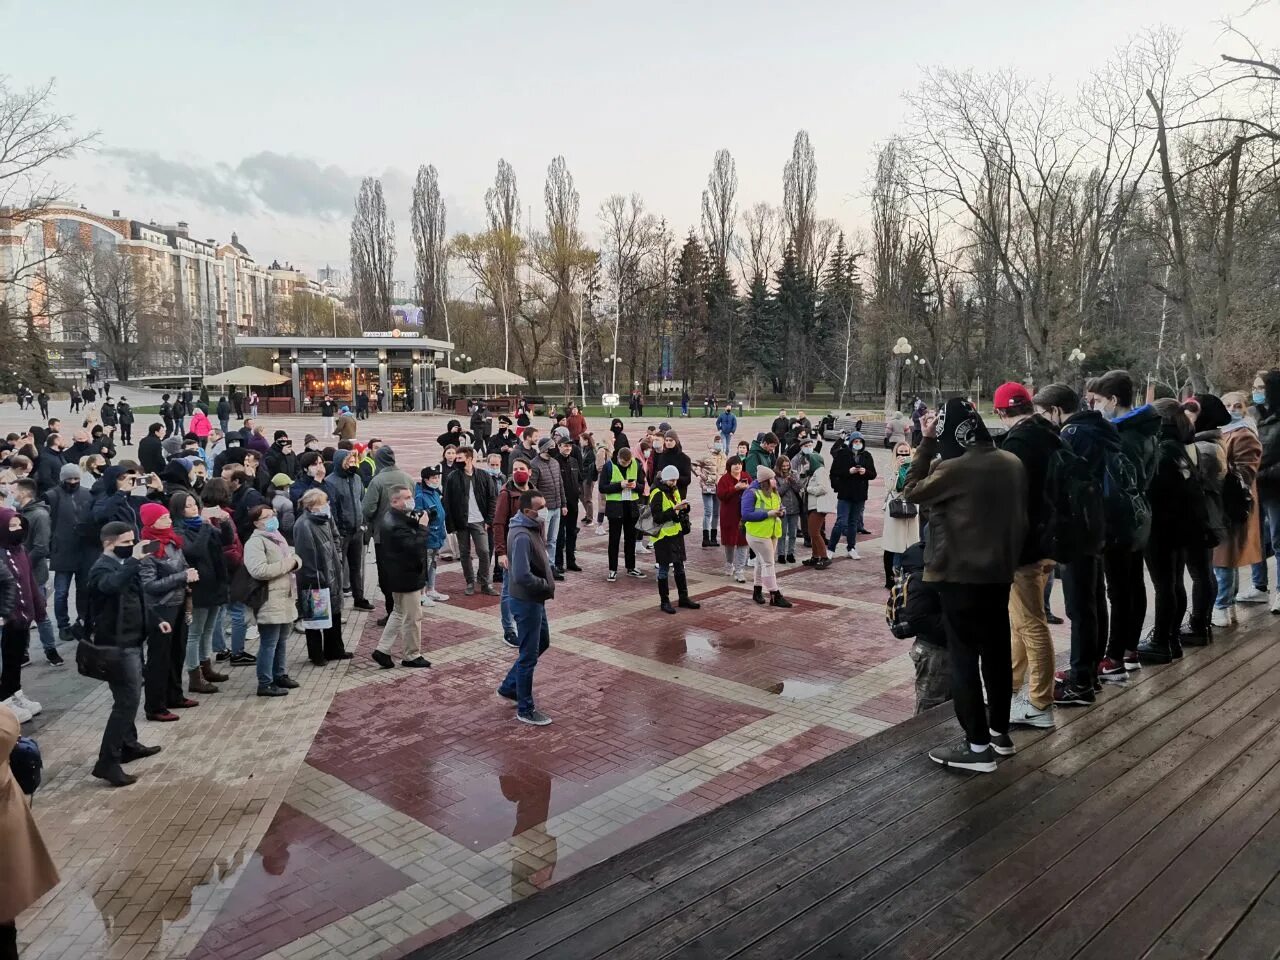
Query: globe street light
892 337 912 410
604 355 623 397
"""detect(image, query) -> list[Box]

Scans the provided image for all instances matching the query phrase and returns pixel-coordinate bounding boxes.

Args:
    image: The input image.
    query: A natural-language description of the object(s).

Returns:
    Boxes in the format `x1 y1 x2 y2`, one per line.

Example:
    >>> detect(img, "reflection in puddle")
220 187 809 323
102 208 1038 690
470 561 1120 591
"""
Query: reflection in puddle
762 679 834 700
499 765 558 901
683 631 756 659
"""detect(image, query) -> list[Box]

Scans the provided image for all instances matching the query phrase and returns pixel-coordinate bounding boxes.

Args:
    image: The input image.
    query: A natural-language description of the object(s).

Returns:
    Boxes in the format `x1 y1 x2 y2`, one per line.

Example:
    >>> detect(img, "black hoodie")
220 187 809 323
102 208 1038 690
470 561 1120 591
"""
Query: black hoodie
998 414 1065 565
1111 404 1161 493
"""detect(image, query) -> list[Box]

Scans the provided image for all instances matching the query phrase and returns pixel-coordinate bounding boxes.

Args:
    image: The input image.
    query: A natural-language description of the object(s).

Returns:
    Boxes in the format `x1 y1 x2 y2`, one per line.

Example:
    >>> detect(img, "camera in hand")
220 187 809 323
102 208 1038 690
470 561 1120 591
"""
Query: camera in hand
408 509 425 522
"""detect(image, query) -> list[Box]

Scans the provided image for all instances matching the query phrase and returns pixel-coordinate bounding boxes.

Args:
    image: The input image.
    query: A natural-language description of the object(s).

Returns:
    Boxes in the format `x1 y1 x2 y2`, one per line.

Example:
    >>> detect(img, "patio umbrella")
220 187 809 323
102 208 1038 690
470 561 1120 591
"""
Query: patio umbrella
202 365 289 387
450 367 527 388
433 366 459 382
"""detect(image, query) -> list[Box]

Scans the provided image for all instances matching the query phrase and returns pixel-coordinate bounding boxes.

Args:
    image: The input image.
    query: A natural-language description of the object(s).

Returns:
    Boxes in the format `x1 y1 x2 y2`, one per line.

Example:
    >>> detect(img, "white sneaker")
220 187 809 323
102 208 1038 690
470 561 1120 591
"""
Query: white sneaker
246 624 260 641
639 541 652 553
1236 585 1268 604
723 564 733 576
11 690 41 717
1272 589 1280 615
1009 692 1055 729
420 595 436 607
747 557 756 568
1 696 33 724
847 547 861 560
734 571 746 583
1211 607 1231 628
595 523 605 536
428 590 450 602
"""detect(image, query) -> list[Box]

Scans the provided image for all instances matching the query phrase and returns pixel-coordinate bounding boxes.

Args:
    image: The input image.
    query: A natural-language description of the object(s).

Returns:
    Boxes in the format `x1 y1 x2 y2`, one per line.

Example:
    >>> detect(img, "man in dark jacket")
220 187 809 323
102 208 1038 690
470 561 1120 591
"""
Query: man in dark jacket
116 398 135 444
511 426 539 467
215 395 231 433
443 447 497 595
828 431 877 558
530 438 566 578
488 416 519 474
470 402 491 443
497 491 555 726
47 462 94 640
993 382 1064 730
14 478 60 664
905 398 1027 774
437 419 473 450
226 466 266 543
265 433 297 480
553 434 584 572
1092 369 1160 677
137 423 166 476
771 410 792 440
371 485 431 669
34 432 68 495
1253 368 1280 613
86 521 162 787
494 461 536 646
324 449 372 610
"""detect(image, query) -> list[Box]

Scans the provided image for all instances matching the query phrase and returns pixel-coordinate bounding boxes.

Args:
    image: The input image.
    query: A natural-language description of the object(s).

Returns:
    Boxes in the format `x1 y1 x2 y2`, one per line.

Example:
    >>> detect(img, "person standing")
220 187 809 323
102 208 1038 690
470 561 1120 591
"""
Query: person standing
69 385 81 414
1212 390 1265 626
0 508 42 723
828 431 876 559
248 391 259 418
905 399 1027 774
881 443 920 586
498 491 555 725
1252 369 1280 612
137 502 197 723
443 447 497 596
172 492 230 695
600 446 645 582
649 465 700 614
47 463 94 643
553 434 584 572
36 388 49 420
413 466 449 606
361 446 413 625
716 456 751 581
715 404 737 453
319 395 336 437
243 504 303 696
530 438 567 580
799 446 834 570
775 456 804 564
696 435 726 548
1181 395 1230 647
740 466 792 607
334 405 357 442
325 450 373 611
215 395 230 435
293 488 351 665
371 486 432 670
13 479 59 665
493 461 535 645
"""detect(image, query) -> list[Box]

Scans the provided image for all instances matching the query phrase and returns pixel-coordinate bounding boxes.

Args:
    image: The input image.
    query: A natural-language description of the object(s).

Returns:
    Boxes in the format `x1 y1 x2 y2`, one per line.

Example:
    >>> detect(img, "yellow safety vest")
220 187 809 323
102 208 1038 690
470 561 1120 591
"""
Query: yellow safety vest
604 460 639 501
649 486 684 542
744 487 782 539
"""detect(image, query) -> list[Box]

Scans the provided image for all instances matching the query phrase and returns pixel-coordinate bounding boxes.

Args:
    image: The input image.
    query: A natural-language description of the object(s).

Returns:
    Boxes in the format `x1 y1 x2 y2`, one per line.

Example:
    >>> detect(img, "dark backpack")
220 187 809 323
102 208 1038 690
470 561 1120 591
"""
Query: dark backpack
1042 446 1105 562
1222 467 1253 527
885 564 942 641
1160 440 1220 549
9 734 42 795
1101 446 1151 550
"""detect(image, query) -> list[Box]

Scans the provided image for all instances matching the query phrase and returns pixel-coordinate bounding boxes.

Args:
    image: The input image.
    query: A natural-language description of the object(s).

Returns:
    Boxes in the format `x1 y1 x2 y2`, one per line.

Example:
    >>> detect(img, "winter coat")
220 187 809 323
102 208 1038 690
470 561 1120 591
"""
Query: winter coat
530 453 565 511
610 426 631 454
597 458 645 521
216 398 230 422
487 428 520 474
137 434 165 475
649 485 687 565
997 414 1065 565
323 453 365 537
333 412 357 441
377 508 428 593
190 409 212 438
266 441 297 480
94 489 141 537
804 459 838 515
1112 404 1162 493
566 411 588 440
85 554 146 646
830 440 877 501
1214 422 1263 568
904 435 1028 585
437 422 473 449
652 445 693 499
742 439 776 479
491 481 533 557
1191 429 1229 549
443 468 496 532
412 483 448 551
0 518 42 627
243 531 299 624
361 447 413 543
716 471 750 547
885 414 910 446
270 492 296 542
293 510 342 591
34 445 66 495
881 461 920 555
715 411 738 435
180 520 231 608
138 539 189 610
771 415 792 439
695 450 726 495
100 401 118 426
507 512 554 603
777 471 805 516
18 500 51 585
0 705 59 924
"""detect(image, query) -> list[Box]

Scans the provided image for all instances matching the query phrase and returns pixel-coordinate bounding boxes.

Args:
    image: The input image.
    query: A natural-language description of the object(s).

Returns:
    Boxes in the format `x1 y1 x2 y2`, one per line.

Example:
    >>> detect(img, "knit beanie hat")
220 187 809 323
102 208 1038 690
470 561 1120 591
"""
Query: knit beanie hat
1192 394 1231 432
755 465 776 483
660 465 679 482
271 473 292 489
139 502 167 527
59 463 80 481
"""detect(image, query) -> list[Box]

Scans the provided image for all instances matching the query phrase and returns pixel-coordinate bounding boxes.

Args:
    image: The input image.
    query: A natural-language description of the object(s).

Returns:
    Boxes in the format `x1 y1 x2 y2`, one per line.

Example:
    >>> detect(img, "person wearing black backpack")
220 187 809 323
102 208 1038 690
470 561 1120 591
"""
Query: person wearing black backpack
993 382 1065 730
1136 399 1216 665
1093 370 1160 679
1183 395 1232 645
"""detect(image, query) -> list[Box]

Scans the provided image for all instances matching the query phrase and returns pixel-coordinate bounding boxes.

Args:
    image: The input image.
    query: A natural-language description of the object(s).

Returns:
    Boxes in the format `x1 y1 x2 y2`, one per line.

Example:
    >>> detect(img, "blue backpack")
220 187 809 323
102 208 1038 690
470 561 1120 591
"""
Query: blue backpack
9 735 42 795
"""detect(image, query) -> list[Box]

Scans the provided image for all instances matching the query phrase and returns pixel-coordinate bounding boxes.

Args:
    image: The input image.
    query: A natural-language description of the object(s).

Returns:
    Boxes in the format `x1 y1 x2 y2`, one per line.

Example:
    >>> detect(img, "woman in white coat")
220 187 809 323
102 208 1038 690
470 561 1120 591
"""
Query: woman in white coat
881 441 921 587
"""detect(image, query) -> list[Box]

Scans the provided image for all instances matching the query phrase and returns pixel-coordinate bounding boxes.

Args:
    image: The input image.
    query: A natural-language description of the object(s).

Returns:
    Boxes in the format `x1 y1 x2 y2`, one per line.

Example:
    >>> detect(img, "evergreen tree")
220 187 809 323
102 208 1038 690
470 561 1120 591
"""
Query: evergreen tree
771 241 817 397
816 234 863 403
742 270 781 393
671 231 709 389
704 262 739 393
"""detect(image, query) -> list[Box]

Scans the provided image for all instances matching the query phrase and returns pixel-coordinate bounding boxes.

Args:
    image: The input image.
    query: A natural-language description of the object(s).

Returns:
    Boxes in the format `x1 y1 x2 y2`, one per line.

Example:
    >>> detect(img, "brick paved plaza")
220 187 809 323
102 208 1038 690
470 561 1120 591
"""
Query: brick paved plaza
8 407 1070 960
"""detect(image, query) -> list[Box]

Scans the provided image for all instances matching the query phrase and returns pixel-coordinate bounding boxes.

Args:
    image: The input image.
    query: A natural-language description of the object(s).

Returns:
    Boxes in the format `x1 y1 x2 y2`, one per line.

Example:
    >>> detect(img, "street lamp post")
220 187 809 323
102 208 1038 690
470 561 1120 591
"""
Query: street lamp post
891 337 912 412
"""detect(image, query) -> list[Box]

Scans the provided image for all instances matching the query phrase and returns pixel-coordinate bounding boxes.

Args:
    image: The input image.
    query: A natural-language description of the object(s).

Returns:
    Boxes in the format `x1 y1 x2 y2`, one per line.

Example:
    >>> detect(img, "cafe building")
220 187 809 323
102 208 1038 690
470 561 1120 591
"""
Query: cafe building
235 331 454 412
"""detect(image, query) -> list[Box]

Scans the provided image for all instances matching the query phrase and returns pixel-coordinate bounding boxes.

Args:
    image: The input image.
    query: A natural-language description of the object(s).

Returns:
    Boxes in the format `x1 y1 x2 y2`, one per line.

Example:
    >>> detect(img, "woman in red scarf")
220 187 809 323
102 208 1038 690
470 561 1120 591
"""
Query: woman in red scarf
138 502 198 722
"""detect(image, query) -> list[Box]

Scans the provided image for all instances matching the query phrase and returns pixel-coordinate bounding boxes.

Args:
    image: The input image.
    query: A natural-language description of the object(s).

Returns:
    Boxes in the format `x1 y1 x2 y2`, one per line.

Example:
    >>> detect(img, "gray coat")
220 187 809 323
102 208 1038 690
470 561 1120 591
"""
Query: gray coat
139 540 189 609
19 500 51 585
361 447 412 543
292 511 342 591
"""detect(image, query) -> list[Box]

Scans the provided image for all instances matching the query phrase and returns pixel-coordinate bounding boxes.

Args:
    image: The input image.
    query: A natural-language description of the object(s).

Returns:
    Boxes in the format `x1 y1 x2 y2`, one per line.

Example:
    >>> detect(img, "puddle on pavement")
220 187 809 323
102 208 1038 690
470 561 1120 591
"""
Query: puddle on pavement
680 630 756 659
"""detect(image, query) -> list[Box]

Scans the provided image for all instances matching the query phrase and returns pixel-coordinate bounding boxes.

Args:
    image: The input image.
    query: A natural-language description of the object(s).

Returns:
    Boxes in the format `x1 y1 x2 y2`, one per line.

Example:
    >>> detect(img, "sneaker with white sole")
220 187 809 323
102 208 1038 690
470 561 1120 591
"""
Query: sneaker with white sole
847 547 861 559
11 690 41 717
1235 585 1268 604
607 570 618 582
734 571 746 583
747 557 756 568
988 729 1016 756
1010 693 1054 729
517 708 553 726
929 740 996 773
1 696 32 724
1272 589 1280 615
428 590 449 602
1211 607 1231 628
420 595 436 607
595 523 605 535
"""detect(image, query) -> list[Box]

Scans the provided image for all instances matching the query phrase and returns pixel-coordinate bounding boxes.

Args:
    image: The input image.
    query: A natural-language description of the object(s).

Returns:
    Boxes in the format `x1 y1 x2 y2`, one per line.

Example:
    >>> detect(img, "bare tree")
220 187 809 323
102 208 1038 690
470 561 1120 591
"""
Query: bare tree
783 130 819 275
50 240 155 381
598 193 659 393
410 163 450 341
738 202 781 286
349 177 395 331
700 149 738 271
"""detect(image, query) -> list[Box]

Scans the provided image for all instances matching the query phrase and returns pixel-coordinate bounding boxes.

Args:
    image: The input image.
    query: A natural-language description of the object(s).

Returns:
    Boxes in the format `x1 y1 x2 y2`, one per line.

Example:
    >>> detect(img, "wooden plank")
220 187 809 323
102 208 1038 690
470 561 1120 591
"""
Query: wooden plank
860 670 1280 960
1141 809 1280 959
1203 872 1280 960
743 653 1280 960
1078 744 1280 959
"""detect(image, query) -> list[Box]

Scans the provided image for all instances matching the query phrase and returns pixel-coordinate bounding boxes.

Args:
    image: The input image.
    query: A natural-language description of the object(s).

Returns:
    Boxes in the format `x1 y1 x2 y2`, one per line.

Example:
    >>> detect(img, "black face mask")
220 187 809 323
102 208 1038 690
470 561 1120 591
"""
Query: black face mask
192 477 206 490
62 480 80 491
112 544 133 559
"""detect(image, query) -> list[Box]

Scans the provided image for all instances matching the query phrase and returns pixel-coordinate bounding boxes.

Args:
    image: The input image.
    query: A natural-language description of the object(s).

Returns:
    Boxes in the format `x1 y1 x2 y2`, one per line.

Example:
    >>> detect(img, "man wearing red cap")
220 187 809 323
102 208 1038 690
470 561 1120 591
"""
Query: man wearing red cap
994 381 1066 731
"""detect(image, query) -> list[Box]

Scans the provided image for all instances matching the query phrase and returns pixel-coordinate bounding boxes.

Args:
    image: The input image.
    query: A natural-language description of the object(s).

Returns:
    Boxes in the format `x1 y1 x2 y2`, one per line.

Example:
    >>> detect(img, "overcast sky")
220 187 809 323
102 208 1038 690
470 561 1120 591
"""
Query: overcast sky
5 0 1275 282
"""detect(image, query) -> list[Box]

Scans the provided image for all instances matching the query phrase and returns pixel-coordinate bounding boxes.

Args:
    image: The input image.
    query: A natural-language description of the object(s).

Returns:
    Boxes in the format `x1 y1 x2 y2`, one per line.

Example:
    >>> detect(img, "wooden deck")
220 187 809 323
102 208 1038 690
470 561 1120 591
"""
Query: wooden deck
418 611 1280 960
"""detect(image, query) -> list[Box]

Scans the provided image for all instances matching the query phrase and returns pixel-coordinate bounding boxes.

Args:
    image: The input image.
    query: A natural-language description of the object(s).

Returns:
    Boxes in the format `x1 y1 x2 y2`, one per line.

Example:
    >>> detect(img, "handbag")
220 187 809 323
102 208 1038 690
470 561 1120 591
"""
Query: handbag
888 497 918 519
76 638 122 682
230 563 268 611
635 502 661 537
300 587 333 631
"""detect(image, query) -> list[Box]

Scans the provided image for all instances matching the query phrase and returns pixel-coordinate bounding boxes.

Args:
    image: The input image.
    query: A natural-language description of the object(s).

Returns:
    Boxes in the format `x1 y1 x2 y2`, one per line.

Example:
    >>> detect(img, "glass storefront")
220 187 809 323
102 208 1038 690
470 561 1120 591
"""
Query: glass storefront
389 368 411 411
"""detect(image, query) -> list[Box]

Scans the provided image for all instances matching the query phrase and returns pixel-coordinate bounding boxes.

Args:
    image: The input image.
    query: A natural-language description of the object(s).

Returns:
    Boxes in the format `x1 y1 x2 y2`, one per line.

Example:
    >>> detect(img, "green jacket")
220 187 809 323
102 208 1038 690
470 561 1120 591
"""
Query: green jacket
743 439 776 478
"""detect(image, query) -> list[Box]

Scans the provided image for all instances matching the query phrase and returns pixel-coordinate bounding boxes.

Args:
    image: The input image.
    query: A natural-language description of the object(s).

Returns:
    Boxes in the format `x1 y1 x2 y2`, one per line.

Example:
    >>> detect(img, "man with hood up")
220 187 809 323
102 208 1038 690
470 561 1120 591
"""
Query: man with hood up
437 419 474 450
362 446 413 624
325 449 372 610
904 398 1027 774
1092 369 1161 678
266 432 297 480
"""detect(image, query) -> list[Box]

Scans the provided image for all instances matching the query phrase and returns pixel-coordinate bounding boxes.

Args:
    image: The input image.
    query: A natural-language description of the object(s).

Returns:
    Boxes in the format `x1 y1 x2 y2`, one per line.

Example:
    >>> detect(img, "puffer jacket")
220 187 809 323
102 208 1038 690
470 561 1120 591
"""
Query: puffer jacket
243 530 299 624
324 451 365 536
138 540 190 609
412 482 448 551
530 452 565 510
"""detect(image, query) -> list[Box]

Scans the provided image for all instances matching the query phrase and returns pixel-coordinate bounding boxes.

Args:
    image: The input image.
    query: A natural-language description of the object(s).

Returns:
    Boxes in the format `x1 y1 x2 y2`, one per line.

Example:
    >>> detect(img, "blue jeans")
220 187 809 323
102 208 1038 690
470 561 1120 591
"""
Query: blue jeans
545 511 562 568
1214 566 1239 609
255 622 289 688
187 605 221 670
32 582 56 654
1251 496 1280 590
720 431 733 452
702 492 720 531
780 514 800 557
228 602 248 655
828 499 865 552
219 418 229 434
499 597 550 714
53 568 86 631
500 571 515 638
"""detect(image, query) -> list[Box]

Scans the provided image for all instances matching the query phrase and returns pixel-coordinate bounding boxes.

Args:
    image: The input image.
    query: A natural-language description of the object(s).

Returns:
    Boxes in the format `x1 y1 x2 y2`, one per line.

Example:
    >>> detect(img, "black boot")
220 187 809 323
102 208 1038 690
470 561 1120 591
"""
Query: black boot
753 585 765 604
702 529 711 548
883 551 896 589
1136 629 1173 665
1179 618 1211 647
659 578 676 614
675 568 700 609
770 590 793 608
710 530 719 546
